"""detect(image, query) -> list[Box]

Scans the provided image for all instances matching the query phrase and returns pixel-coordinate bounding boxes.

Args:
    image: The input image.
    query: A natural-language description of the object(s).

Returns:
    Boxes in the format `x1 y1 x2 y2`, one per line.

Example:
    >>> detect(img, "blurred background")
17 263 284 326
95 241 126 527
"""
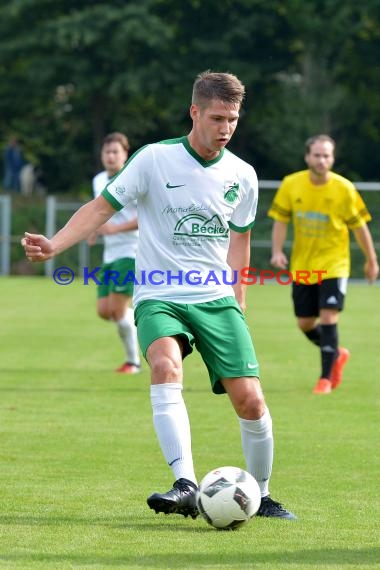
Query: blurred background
0 0 379 275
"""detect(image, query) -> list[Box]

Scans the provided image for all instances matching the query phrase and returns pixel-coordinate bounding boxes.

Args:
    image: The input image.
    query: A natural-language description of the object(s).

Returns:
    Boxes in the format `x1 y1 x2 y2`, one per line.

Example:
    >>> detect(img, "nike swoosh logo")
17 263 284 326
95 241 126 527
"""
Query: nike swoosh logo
166 183 185 189
168 458 181 466
247 363 258 369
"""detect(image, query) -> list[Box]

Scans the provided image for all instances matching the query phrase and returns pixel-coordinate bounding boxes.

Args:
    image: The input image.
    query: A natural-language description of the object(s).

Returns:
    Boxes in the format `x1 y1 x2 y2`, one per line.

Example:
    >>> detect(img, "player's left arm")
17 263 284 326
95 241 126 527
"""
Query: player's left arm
352 224 379 283
227 229 251 311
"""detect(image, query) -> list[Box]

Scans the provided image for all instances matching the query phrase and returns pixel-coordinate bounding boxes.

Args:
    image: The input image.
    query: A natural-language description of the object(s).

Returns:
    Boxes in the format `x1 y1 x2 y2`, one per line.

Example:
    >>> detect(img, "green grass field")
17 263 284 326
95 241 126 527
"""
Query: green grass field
1 277 379 569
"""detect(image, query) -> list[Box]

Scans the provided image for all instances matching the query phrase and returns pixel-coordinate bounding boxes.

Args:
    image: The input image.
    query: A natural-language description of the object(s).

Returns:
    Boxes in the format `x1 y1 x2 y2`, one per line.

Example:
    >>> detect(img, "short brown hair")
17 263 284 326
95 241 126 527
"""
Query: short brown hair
192 71 245 108
102 132 130 152
305 134 335 154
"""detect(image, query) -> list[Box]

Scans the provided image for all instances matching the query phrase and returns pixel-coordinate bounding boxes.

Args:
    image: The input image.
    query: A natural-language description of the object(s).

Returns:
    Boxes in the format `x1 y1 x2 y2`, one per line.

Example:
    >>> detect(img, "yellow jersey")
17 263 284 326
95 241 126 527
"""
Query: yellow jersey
268 170 371 283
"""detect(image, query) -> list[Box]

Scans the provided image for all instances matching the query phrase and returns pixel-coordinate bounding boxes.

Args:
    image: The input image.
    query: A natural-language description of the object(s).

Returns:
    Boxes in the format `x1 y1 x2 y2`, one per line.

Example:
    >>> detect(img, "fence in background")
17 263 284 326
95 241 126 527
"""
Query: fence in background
0 195 11 274
1 182 379 276
44 196 90 278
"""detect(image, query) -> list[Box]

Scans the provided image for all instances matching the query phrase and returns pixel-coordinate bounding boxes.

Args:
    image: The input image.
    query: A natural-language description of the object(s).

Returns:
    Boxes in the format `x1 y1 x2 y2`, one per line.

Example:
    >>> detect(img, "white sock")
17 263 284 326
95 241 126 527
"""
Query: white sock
117 308 140 366
239 408 273 497
150 383 197 484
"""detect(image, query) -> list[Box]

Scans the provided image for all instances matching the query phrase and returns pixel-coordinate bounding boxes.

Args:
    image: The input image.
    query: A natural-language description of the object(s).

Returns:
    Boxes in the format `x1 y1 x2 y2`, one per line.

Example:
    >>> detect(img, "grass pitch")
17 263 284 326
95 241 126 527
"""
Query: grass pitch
0 277 379 569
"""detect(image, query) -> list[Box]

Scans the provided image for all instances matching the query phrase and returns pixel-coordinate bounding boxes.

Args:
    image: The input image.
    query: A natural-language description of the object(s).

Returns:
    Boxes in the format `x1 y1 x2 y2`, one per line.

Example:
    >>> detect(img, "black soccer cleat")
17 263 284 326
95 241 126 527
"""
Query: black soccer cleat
147 478 199 519
256 495 297 520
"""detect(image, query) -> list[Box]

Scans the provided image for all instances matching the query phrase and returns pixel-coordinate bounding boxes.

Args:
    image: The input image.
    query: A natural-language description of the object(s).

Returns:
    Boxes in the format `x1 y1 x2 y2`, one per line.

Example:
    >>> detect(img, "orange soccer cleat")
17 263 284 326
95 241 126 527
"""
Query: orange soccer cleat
330 347 350 390
115 362 141 374
312 378 332 395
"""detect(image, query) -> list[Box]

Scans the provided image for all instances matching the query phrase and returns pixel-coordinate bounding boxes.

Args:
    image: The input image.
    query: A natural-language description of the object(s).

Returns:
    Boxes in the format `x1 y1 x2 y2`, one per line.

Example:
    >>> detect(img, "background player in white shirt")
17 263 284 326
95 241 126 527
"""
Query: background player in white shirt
22 71 296 520
88 132 140 374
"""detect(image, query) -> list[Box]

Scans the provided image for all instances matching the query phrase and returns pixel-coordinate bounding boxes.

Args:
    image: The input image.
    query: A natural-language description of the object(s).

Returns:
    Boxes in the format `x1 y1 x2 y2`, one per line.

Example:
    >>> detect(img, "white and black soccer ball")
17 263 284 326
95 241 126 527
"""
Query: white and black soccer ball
197 466 261 530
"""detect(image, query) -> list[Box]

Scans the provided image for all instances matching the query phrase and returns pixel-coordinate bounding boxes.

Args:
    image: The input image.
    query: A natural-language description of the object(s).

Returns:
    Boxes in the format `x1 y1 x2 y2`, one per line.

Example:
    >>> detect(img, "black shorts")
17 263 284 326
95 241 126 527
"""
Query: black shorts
292 278 347 318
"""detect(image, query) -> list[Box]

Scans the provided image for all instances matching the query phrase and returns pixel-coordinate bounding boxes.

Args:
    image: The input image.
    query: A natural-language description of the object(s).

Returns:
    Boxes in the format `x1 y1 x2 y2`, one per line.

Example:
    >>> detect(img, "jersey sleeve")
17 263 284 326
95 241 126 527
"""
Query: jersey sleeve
355 191 372 223
267 178 292 223
228 168 258 233
345 188 372 229
101 145 151 211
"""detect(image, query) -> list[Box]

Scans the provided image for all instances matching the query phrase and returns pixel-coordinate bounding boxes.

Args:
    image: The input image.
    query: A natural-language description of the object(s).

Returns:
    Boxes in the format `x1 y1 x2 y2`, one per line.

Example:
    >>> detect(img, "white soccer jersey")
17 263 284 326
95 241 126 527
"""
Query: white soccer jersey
93 170 138 264
102 137 258 305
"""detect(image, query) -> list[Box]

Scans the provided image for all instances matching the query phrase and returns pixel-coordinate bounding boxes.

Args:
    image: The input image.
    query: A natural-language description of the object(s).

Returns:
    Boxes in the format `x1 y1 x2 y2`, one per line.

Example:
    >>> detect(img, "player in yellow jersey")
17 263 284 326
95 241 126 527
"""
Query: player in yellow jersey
268 134 378 394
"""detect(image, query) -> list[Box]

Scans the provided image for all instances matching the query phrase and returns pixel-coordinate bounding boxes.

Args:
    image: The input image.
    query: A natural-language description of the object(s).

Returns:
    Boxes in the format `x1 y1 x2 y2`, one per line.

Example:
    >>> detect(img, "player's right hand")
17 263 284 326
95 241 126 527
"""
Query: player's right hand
270 251 288 269
364 258 379 283
21 232 55 262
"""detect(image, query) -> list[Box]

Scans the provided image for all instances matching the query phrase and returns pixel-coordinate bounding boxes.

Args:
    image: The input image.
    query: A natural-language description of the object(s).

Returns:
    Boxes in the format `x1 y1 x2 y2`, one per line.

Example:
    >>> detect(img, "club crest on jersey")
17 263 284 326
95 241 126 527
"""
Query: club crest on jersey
224 181 239 203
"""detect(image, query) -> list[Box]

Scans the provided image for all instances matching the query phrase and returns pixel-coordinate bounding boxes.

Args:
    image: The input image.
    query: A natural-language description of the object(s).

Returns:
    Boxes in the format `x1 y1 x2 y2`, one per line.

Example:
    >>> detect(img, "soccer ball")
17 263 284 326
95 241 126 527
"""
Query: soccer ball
197 466 261 530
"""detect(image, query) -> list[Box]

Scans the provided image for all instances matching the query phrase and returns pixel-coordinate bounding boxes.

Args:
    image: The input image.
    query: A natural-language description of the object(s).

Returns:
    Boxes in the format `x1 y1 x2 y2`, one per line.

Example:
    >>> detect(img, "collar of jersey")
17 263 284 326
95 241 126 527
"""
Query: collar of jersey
182 136 225 167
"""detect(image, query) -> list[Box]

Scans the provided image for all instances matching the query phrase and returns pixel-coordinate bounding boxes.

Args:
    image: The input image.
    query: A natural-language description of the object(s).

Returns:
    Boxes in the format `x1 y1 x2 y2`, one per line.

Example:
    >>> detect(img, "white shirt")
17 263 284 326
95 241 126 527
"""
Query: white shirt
102 137 258 305
93 171 138 264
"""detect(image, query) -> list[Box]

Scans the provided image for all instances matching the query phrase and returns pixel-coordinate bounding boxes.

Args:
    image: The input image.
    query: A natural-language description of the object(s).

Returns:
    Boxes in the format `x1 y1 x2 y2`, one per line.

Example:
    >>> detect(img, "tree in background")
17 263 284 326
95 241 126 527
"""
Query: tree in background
0 0 379 192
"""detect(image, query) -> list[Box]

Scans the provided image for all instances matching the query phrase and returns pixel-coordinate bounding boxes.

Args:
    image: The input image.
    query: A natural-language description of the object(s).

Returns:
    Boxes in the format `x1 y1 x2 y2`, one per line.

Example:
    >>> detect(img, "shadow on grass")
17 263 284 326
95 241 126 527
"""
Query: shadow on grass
0 547 378 567
0 514 202 532
0 515 378 565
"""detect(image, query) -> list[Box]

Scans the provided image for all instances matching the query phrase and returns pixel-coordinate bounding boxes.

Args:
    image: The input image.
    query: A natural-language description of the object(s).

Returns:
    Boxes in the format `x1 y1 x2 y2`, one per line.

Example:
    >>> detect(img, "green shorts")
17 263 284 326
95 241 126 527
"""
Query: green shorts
97 257 136 298
134 296 260 394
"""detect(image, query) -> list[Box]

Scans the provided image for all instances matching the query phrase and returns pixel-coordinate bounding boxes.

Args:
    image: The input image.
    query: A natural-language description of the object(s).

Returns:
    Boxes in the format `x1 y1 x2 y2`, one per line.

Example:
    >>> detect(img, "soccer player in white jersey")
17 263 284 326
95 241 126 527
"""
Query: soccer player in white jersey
22 71 296 520
88 132 140 374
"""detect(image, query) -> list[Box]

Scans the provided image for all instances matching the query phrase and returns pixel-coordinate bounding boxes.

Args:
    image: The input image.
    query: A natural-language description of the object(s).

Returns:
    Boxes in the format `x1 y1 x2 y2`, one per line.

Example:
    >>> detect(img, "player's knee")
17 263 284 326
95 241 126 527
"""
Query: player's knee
97 308 111 320
150 355 182 383
297 317 316 332
236 391 266 420
247 394 266 420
